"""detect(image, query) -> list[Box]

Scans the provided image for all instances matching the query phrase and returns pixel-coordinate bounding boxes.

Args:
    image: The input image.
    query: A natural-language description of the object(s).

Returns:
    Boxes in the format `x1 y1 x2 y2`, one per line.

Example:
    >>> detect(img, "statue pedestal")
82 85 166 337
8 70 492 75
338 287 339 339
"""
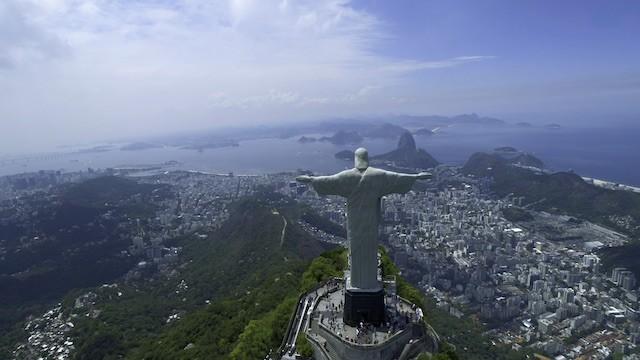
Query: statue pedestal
344 288 385 326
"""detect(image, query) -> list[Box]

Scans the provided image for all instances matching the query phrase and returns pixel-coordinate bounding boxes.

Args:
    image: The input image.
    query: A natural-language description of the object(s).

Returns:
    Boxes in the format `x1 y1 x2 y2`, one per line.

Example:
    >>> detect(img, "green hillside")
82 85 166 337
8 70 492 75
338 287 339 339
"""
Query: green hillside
62 176 170 217
300 206 346 238
64 194 339 359
599 243 640 279
0 176 169 358
463 152 640 238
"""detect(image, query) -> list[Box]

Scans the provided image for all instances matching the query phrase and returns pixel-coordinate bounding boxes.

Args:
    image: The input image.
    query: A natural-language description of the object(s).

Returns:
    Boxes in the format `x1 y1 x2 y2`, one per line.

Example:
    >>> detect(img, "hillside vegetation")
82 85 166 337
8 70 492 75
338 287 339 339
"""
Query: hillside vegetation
463 152 640 238
0 177 167 358
65 194 341 359
599 243 640 279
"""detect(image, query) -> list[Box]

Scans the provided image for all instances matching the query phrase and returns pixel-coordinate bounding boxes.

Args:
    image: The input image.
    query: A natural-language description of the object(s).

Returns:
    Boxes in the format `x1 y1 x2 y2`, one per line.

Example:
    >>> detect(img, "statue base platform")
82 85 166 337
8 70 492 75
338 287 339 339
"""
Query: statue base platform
344 288 385 326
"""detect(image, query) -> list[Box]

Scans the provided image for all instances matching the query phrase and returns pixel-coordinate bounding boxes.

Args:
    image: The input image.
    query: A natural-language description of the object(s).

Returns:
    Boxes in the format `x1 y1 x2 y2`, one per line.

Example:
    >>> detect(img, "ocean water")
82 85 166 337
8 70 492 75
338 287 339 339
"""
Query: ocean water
423 125 640 186
1 125 638 186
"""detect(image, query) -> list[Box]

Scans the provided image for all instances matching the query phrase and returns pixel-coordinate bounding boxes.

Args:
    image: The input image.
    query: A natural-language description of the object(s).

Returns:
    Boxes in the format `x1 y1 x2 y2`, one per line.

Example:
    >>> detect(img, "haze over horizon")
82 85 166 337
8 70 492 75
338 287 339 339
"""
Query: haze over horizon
1 0 639 152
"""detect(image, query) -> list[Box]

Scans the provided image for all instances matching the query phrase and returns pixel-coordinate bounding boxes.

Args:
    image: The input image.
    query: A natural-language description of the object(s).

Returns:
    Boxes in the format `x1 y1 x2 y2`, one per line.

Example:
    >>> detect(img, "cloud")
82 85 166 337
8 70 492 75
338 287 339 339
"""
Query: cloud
0 0 494 151
208 85 386 109
382 56 496 73
209 89 302 108
0 1 69 68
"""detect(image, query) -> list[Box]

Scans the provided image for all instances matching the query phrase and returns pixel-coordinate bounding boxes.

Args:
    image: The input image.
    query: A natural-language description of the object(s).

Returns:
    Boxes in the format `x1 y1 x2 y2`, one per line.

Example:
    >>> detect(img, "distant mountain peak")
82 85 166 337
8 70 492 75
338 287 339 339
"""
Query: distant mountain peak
462 150 545 176
397 131 417 151
319 130 363 145
372 132 439 169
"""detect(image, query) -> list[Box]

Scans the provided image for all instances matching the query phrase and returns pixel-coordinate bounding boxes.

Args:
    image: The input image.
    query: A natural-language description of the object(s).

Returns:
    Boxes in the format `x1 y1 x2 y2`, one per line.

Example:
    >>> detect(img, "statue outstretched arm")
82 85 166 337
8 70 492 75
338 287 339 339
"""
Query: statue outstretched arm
380 170 431 196
408 172 432 180
296 172 353 196
296 175 314 183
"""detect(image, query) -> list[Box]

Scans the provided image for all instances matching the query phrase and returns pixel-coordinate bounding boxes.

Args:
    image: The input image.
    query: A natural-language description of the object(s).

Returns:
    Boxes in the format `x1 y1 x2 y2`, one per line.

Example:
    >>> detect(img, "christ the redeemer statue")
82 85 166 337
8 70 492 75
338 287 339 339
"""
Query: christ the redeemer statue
297 147 430 325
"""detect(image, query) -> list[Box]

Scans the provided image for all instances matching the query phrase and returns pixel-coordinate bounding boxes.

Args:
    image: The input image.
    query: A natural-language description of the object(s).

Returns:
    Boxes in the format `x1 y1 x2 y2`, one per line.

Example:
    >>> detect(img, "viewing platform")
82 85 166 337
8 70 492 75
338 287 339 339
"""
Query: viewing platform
280 276 439 360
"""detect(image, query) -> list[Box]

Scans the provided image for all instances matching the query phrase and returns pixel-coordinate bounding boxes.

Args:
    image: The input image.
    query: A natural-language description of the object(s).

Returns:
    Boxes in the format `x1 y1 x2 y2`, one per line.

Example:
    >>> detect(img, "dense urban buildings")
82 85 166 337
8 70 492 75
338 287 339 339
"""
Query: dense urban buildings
2 165 639 359
286 166 639 359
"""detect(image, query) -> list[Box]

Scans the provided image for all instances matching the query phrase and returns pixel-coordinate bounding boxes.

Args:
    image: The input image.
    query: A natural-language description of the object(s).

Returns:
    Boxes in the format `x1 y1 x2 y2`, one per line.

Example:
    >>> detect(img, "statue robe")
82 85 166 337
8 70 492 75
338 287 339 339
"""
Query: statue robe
310 167 417 291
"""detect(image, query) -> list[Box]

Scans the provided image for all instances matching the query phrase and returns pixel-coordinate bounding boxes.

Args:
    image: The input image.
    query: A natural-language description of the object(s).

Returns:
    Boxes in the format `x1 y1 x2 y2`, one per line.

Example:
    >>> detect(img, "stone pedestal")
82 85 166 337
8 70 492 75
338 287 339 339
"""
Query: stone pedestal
344 288 385 326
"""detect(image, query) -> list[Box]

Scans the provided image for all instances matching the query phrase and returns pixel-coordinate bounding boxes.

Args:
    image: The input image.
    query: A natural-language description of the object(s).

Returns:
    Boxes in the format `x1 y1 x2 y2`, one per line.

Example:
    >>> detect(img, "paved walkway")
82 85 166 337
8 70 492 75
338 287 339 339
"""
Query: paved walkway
279 215 288 247
314 284 421 346
280 280 339 359
279 278 426 359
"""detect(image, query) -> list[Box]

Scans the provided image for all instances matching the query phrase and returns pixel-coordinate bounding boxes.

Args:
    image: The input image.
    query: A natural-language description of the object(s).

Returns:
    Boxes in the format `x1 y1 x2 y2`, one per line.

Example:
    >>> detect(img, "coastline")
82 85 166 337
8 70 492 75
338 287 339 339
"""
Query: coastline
582 176 640 194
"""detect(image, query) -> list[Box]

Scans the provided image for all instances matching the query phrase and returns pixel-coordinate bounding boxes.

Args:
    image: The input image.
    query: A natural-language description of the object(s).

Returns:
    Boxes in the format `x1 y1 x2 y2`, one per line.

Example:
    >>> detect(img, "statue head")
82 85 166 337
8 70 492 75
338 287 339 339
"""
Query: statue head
354 147 369 170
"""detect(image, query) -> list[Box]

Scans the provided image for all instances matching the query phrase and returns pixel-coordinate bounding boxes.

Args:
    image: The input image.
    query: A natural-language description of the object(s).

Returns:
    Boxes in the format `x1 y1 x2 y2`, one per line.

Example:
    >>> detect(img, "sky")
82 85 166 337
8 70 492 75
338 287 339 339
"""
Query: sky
1 0 639 152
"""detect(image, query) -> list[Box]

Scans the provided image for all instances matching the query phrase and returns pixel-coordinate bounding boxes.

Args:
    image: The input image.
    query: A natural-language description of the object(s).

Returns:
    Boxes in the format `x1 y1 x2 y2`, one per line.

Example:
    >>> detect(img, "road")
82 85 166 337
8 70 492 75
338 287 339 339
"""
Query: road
280 216 288 247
